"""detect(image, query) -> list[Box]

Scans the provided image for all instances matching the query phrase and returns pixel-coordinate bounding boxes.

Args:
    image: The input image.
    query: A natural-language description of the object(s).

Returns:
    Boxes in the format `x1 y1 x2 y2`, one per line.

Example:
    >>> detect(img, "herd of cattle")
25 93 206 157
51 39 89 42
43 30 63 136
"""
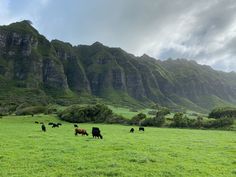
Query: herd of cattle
35 121 145 139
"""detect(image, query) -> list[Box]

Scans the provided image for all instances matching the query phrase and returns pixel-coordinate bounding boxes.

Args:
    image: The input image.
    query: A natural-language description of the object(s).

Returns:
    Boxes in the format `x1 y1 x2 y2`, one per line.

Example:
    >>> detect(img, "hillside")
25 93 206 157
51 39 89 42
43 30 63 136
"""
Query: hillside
0 21 236 112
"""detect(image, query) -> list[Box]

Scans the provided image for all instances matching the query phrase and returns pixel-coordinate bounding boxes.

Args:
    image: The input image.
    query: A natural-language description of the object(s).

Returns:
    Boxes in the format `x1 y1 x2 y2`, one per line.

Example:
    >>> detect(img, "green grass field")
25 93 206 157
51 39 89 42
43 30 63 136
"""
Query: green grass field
0 115 235 177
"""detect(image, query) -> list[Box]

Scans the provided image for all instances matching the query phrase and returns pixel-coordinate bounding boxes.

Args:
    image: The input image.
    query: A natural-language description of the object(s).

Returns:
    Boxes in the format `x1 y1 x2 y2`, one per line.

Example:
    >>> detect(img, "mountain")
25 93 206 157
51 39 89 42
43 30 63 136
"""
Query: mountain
0 20 236 112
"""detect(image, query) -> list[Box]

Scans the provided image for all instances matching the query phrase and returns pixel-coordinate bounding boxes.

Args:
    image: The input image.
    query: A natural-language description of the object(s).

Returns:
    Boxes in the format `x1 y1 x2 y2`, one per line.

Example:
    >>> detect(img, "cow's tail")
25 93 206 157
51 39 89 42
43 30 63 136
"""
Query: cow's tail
100 134 103 139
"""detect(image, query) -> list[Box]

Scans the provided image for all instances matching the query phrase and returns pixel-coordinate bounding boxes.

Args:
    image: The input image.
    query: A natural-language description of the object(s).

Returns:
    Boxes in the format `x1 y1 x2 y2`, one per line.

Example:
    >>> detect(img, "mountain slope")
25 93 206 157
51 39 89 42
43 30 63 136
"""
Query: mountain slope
0 21 236 112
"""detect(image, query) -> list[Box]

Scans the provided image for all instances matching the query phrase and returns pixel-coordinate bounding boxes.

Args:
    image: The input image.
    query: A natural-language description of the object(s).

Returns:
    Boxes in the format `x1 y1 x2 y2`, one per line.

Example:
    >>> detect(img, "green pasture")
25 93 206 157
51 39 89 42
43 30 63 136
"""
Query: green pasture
0 115 235 177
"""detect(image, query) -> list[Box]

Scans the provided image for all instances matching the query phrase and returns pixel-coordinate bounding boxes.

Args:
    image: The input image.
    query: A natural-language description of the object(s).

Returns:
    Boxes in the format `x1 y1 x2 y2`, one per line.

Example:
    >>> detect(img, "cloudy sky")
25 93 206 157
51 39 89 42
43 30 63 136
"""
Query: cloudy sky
1 0 236 72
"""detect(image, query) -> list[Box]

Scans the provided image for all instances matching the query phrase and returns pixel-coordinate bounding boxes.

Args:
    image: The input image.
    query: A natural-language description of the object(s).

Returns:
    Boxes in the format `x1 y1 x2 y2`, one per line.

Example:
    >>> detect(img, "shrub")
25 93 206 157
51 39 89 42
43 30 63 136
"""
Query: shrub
149 109 167 127
15 106 46 115
171 113 205 128
16 103 31 111
58 104 114 123
209 107 236 119
45 108 57 114
203 117 234 128
0 107 9 116
129 113 147 125
157 107 170 116
141 115 166 127
105 114 128 124
0 103 18 115
153 114 165 127
141 118 155 126
194 116 203 128
140 110 166 127
171 113 189 128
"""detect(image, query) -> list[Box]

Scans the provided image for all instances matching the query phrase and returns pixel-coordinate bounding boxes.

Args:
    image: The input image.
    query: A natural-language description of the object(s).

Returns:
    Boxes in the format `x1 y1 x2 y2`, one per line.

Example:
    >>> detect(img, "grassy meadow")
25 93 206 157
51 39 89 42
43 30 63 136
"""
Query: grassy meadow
0 114 235 177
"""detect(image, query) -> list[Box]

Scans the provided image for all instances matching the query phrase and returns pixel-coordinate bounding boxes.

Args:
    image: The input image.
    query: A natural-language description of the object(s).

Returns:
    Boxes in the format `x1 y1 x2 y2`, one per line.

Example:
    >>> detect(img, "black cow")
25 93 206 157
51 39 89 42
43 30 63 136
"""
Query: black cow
92 127 103 139
57 123 62 126
139 127 144 131
35 121 39 124
74 124 78 128
52 123 59 128
41 124 46 132
130 128 134 133
48 122 54 125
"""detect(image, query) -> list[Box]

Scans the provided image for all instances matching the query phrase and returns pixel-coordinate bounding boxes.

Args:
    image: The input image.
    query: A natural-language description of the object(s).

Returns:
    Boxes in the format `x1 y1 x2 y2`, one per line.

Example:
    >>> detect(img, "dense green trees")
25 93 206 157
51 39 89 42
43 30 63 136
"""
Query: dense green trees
171 111 234 129
140 109 169 127
15 106 46 115
172 113 187 127
129 113 147 125
204 117 234 128
209 107 236 119
58 104 234 129
58 104 126 123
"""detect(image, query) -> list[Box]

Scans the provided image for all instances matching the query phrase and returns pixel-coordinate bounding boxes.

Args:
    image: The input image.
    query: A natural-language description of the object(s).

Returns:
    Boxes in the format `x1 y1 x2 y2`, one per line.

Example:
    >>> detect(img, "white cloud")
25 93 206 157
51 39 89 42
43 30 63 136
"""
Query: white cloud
0 0 14 24
1 0 236 71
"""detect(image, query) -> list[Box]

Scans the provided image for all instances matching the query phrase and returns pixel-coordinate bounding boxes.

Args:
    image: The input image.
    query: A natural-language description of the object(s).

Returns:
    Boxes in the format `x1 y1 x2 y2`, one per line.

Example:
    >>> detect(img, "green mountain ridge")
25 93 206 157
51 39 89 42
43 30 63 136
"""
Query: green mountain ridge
0 20 236 112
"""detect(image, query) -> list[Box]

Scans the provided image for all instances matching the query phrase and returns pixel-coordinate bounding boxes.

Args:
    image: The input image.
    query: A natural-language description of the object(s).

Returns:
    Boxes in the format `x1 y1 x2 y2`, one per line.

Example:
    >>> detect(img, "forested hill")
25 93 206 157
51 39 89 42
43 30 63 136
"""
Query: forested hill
0 20 236 112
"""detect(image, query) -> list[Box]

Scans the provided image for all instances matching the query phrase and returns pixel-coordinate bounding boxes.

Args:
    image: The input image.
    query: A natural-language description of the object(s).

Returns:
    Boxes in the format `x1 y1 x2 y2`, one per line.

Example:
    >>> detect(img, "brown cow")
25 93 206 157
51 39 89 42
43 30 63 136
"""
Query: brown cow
75 128 88 136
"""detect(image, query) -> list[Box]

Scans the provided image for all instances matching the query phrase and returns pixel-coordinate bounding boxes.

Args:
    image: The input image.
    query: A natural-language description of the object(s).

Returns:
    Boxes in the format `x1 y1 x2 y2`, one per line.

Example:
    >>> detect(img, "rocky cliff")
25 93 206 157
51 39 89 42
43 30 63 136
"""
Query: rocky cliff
1 21 236 112
0 21 68 90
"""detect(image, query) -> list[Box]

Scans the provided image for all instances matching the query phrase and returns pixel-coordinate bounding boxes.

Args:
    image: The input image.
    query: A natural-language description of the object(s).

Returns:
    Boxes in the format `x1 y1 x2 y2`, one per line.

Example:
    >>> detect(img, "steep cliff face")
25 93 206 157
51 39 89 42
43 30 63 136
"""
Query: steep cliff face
1 21 236 112
0 21 68 90
51 40 89 92
74 43 129 99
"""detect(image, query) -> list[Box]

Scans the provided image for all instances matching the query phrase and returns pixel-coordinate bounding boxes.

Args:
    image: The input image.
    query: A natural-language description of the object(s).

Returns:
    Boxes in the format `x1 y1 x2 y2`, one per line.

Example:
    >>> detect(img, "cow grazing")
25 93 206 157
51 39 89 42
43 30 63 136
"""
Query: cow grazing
92 127 103 139
48 122 54 125
41 124 46 132
57 123 62 126
139 127 144 131
74 124 78 128
35 121 39 124
52 123 59 128
75 128 88 136
130 128 134 133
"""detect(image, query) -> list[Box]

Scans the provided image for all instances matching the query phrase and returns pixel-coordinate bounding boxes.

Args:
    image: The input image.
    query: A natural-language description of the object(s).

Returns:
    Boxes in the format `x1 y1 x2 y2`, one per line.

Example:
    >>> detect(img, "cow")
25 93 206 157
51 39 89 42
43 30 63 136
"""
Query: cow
75 128 88 136
57 123 62 126
35 121 39 124
74 124 78 128
48 122 54 125
41 124 46 132
130 128 134 133
52 123 59 128
92 127 103 139
139 127 144 131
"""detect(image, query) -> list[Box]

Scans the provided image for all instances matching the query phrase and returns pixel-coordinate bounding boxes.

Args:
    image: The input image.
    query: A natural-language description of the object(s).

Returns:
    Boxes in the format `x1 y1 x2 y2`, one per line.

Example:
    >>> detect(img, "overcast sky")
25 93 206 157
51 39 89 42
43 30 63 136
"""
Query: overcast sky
1 0 236 72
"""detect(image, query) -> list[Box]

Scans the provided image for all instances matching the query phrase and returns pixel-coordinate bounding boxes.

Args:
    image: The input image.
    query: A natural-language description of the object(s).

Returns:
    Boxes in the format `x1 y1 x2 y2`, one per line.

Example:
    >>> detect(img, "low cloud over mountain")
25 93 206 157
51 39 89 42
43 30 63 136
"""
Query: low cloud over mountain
1 0 236 71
